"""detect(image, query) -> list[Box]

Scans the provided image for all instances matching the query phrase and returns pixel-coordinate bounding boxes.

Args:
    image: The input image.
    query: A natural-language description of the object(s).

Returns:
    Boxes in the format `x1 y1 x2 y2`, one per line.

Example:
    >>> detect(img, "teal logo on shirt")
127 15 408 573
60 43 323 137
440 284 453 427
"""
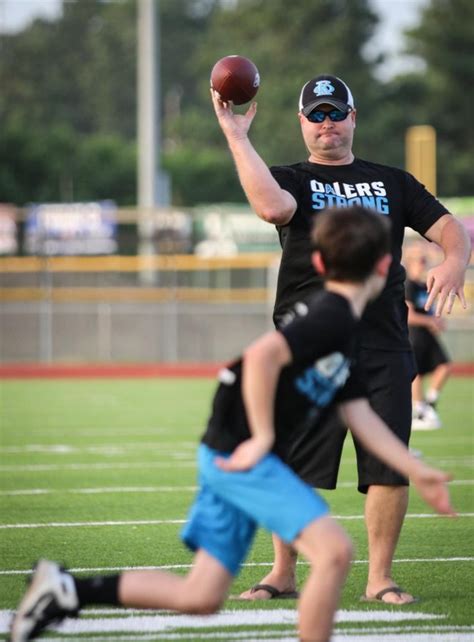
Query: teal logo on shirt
295 352 350 407
310 180 390 215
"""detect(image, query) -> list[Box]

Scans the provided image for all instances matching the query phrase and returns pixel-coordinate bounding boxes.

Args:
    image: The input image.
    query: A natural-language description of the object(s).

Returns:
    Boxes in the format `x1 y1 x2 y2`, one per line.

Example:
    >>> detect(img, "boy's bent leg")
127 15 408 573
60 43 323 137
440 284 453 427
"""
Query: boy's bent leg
9 552 233 641
293 516 353 642
120 549 232 614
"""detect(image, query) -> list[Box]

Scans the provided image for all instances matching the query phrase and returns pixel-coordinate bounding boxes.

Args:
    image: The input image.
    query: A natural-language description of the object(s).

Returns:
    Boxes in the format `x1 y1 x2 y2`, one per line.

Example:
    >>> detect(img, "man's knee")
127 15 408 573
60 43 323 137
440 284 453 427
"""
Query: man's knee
367 484 409 502
441 362 452 377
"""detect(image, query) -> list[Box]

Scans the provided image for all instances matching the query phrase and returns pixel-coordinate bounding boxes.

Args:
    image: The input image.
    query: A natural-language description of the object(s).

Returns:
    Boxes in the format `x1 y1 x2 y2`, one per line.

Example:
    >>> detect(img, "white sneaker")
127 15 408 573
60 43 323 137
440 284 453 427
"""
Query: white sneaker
412 403 442 431
422 403 442 429
9 560 78 642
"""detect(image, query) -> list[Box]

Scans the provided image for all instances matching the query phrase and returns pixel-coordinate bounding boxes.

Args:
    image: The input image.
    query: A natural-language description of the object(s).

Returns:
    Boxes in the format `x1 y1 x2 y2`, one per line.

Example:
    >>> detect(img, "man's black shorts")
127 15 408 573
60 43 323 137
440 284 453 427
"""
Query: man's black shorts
409 327 450 375
286 349 417 494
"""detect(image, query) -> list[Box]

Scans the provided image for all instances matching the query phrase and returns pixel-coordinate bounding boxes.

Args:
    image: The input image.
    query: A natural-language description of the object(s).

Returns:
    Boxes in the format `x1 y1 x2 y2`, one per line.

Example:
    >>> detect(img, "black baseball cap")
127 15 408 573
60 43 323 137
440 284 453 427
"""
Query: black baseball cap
299 74 355 116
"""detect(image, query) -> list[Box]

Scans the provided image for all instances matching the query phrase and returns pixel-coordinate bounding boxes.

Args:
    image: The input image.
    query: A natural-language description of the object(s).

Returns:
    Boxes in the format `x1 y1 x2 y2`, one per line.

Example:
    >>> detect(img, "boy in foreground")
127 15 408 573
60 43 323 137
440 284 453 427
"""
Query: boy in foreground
10 207 455 642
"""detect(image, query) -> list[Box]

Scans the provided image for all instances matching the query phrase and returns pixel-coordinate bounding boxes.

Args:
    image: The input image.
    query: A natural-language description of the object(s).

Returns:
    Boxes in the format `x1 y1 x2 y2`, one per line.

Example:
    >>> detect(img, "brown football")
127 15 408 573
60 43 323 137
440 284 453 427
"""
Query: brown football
210 55 260 105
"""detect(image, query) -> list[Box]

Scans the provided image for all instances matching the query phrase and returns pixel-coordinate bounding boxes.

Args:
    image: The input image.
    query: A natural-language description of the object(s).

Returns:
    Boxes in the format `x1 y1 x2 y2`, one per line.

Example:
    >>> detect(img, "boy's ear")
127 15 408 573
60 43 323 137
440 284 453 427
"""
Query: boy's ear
312 250 326 274
376 253 392 277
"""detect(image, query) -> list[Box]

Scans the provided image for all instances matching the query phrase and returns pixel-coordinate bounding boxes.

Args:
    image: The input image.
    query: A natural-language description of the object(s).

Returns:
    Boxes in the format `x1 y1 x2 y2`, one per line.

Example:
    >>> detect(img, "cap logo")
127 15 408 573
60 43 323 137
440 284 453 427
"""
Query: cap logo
314 80 335 97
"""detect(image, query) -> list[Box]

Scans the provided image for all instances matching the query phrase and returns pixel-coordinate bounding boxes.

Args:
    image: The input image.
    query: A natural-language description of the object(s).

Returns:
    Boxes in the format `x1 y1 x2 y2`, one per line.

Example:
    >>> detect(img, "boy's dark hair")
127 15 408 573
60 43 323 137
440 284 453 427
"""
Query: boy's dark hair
311 206 391 282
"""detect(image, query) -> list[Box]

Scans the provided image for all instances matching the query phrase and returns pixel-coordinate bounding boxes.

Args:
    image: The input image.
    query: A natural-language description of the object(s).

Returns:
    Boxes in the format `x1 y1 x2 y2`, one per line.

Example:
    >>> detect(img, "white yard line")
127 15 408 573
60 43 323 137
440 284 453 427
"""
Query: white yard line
1 557 472 576
0 457 473 473
0 608 445 634
0 519 186 529
425 458 474 466
1 479 472 496
323 479 474 488
6 629 472 642
0 442 196 454
0 608 472 641
2 435 471 455
1 513 472 530
0 457 469 471
8 631 472 642
0 486 198 496
0 462 196 472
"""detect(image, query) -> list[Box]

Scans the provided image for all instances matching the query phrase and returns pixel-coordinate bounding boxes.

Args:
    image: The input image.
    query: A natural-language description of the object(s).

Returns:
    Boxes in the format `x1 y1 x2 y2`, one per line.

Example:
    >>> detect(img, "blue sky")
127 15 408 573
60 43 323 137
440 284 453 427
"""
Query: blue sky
0 0 430 79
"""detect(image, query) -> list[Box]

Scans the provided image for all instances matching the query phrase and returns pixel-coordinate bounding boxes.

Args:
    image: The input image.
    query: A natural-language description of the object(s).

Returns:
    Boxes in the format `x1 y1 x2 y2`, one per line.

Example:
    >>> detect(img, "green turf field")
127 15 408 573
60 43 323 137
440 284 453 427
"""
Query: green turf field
1 376 473 641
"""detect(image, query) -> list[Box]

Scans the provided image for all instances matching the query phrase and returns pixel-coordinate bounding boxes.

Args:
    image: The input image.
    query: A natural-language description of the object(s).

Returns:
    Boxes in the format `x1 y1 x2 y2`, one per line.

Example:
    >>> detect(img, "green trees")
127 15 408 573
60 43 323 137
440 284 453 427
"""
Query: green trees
404 0 474 195
1 0 472 206
0 1 136 136
0 0 138 204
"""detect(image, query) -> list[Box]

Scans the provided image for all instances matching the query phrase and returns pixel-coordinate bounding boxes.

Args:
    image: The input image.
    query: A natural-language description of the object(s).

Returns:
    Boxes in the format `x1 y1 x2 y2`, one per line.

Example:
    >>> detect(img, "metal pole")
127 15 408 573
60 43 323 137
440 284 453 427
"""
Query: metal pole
137 0 158 283
138 0 158 211
39 231 53 363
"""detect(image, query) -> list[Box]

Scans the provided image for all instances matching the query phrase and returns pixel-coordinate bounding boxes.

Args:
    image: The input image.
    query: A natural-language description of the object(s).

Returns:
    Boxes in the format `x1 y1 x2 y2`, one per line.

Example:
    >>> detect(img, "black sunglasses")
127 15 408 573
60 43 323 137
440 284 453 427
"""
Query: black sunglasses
306 108 352 123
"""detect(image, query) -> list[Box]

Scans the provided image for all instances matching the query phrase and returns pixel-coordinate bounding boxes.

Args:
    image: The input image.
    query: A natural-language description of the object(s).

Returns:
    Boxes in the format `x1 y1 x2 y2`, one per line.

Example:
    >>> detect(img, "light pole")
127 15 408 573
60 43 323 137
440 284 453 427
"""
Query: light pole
137 0 169 282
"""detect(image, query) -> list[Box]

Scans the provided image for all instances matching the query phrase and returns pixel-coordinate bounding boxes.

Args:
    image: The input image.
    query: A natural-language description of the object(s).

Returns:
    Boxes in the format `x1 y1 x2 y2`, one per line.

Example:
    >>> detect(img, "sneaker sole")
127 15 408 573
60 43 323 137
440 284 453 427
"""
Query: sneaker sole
411 423 442 431
10 561 61 642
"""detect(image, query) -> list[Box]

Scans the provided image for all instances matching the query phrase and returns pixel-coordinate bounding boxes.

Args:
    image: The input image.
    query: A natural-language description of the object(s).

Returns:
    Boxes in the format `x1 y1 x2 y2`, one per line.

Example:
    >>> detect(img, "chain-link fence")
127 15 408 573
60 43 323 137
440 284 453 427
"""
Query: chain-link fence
1 251 473 363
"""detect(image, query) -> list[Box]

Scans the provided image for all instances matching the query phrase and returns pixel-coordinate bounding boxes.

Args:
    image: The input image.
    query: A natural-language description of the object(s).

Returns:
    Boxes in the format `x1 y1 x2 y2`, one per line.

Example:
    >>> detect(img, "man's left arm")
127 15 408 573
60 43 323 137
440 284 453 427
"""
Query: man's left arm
423 214 471 316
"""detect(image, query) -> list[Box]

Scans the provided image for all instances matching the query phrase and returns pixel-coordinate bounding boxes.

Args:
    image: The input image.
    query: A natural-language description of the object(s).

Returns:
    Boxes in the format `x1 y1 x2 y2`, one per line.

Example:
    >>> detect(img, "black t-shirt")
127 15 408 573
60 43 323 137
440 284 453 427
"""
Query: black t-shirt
405 278 432 316
405 278 434 344
270 158 448 350
201 291 366 459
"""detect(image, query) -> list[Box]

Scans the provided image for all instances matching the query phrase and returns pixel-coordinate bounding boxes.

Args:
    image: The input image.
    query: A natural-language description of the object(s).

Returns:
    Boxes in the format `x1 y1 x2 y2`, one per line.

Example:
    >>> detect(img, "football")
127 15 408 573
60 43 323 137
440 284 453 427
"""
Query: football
210 55 260 105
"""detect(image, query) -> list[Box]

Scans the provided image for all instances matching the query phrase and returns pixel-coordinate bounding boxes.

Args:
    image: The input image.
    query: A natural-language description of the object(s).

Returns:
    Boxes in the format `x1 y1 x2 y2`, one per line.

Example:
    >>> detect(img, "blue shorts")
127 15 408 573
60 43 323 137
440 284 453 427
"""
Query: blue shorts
181 444 329 575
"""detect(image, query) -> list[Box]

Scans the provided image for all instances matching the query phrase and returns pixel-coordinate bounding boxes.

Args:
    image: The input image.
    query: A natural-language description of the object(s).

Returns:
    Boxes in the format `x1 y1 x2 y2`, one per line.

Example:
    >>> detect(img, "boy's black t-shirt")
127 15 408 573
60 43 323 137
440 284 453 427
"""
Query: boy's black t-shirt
405 278 431 316
269 158 448 350
201 291 366 460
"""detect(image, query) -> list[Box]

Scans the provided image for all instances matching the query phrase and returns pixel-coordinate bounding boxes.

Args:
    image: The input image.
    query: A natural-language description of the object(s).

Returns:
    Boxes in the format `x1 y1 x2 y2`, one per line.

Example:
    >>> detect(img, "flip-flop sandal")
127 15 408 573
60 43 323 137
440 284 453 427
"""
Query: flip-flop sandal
249 583 300 599
361 586 418 604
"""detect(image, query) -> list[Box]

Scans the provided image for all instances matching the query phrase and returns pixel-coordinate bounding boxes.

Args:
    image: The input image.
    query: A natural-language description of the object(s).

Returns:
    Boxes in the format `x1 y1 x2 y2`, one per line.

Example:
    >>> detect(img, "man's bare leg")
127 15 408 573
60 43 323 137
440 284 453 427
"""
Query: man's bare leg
241 485 413 605
430 362 452 393
239 534 298 599
411 375 424 403
364 484 415 604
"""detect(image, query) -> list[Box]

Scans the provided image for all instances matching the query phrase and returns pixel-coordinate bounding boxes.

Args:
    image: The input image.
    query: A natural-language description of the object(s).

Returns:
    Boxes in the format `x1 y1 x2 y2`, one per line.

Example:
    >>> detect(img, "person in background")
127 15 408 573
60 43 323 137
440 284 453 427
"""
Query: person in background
405 247 452 430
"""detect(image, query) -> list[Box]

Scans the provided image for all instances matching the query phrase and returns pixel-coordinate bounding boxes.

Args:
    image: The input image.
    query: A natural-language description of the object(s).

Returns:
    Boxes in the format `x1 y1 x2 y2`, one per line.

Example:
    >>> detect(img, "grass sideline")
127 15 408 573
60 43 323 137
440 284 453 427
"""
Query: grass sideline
0 376 473 641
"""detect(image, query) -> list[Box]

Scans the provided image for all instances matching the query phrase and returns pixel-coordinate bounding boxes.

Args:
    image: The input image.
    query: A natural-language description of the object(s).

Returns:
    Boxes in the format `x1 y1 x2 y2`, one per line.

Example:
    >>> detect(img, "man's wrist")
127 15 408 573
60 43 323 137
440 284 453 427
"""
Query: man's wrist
227 133 250 149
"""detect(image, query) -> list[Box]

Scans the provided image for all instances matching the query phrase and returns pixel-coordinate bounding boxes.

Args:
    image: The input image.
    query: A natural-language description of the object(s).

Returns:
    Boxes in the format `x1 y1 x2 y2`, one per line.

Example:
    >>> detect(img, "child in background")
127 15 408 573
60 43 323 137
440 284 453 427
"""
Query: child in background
405 247 452 430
